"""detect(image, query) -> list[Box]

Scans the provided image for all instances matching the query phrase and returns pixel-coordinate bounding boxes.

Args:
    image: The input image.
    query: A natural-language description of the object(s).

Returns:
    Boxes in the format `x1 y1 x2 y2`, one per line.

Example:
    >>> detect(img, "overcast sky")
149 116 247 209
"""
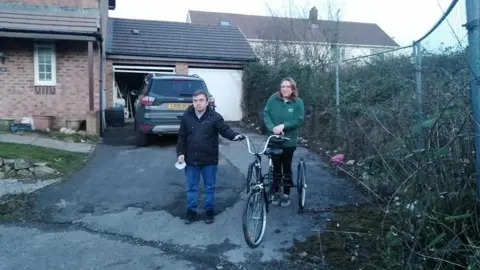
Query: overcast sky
109 0 468 50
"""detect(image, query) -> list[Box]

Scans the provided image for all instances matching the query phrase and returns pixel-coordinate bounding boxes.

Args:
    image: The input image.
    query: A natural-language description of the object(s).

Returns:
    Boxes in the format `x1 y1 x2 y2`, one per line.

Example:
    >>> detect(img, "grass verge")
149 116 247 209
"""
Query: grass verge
0 142 89 176
7 130 101 144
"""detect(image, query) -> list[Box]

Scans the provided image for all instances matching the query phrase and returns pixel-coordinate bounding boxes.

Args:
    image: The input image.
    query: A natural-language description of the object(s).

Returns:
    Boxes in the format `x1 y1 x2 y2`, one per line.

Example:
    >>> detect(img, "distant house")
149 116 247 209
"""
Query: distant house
187 8 400 63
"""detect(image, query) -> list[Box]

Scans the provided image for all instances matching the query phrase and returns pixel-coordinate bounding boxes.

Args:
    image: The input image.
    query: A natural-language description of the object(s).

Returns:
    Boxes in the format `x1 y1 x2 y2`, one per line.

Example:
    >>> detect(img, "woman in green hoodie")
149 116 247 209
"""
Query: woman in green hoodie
263 77 305 207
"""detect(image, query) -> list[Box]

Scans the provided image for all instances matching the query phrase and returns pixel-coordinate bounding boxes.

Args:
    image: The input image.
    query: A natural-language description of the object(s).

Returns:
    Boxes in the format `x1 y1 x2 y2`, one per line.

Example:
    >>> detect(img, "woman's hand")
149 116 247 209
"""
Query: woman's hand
272 124 285 134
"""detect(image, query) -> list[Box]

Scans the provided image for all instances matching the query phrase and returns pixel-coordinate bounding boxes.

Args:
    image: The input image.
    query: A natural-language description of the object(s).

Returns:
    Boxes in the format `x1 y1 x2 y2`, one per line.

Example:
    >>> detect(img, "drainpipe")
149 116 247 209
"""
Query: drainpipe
99 40 104 136
98 0 105 136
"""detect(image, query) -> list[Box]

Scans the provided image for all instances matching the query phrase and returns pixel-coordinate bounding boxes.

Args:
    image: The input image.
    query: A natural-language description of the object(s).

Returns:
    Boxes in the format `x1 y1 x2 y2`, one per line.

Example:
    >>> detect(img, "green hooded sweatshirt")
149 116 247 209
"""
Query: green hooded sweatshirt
263 93 305 147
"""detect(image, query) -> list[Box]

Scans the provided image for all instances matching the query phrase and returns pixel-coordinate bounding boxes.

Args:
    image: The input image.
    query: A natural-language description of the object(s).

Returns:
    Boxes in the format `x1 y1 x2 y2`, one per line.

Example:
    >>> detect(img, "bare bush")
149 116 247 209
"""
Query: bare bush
242 41 479 268
250 2 343 67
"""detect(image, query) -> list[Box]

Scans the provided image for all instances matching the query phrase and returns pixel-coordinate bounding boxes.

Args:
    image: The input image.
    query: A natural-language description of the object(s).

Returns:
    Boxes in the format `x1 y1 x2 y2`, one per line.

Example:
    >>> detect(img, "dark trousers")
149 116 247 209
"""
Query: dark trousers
271 146 296 195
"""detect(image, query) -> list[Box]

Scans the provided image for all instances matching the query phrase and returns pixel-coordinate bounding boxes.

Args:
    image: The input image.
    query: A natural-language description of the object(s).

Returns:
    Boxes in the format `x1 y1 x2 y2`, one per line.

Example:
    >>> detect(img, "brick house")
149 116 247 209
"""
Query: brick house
0 0 114 134
0 1 256 135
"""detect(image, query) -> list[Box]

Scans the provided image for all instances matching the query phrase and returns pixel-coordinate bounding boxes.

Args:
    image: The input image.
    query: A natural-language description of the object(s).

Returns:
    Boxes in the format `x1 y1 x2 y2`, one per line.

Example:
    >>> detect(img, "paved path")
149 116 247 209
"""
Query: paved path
0 133 95 153
0 125 362 269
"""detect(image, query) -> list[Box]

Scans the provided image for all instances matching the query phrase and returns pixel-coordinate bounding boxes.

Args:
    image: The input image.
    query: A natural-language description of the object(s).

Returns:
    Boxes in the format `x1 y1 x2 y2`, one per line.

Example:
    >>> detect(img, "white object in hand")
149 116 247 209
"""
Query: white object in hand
175 161 186 170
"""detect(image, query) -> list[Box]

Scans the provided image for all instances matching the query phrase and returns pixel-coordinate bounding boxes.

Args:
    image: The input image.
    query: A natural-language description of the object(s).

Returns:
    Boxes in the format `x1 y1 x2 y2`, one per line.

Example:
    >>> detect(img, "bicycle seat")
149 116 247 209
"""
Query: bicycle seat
264 147 283 156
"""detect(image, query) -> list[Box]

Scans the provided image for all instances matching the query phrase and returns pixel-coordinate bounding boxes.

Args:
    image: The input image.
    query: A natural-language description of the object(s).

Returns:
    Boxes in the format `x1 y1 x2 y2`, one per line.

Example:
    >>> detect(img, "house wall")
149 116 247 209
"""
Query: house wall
9 0 99 8
0 38 100 129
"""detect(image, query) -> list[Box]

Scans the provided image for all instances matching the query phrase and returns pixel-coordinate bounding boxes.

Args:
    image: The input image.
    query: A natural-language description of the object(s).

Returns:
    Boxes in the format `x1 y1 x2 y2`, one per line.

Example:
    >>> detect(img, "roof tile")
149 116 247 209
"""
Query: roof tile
188 10 399 47
107 17 258 61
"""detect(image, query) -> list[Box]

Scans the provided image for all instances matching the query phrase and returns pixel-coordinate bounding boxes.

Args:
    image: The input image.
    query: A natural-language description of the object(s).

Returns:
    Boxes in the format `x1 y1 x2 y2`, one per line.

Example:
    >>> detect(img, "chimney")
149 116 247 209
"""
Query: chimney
309 6 318 22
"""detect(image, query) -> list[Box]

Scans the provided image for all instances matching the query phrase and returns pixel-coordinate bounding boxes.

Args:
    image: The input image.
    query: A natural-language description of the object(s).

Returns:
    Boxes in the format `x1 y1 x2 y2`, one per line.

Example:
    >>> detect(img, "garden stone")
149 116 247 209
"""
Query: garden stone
3 159 14 164
6 169 16 177
3 164 12 173
34 166 56 177
17 169 33 177
0 158 58 179
14 159 31 170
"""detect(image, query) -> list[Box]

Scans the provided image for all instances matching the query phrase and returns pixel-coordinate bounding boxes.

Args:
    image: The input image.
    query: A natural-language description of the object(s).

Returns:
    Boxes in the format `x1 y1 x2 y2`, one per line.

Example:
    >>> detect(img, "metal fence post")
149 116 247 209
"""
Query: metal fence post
335 47 340 135
415 42 423 119
465 0 480 209
413 41 424 149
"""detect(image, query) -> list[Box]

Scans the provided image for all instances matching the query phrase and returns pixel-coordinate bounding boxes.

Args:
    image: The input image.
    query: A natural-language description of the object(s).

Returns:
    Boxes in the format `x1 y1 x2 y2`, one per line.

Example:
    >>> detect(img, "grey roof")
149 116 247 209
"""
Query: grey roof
188 10 399 47
0 8 99 35
106 17 257 62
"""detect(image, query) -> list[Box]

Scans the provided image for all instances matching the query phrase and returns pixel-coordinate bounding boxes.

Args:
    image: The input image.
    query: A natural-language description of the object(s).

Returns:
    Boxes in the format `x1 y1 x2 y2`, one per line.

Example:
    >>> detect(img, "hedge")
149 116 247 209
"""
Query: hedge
241 47 478 268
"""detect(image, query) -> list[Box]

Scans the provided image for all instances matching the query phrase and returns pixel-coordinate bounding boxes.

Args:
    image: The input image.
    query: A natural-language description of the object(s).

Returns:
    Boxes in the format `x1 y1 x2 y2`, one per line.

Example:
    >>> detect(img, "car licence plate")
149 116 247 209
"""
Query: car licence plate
167 103 190 110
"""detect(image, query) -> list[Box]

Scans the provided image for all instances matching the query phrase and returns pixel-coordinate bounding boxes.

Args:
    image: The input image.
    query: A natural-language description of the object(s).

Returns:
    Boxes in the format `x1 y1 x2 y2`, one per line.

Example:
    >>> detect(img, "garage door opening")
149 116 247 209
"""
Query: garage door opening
188 67 243 121
113 72 146 121
112 65 175 124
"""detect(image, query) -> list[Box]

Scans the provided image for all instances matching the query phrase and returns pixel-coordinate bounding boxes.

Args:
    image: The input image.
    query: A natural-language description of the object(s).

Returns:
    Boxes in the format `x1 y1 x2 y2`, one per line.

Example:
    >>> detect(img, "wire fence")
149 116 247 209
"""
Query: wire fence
242 0 472 164
241 0 476 192
325 0 470 154
240 0 480 267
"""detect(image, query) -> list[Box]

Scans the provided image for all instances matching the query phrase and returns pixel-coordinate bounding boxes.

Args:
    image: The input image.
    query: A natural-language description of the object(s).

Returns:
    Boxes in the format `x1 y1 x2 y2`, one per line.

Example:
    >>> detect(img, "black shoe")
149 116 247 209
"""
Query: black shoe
184 209 197 224
205 209 214 224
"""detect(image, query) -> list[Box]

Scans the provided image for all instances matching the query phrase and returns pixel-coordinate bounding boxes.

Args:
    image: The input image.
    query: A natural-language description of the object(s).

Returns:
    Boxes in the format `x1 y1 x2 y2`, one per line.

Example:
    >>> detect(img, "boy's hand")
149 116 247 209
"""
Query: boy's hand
233 134 245 141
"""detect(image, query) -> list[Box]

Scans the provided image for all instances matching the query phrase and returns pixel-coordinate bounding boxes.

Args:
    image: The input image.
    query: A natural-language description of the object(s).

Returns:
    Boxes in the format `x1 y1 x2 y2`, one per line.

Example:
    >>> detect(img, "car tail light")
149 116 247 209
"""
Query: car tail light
139 124 151 130
140 95 155 105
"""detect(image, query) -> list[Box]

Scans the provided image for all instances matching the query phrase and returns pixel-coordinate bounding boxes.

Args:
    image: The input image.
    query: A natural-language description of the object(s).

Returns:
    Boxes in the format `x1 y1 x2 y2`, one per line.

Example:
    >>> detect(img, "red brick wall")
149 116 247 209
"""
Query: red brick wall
175 63 188 74
4 0 99 8
0 38 101 129
105 59 113 108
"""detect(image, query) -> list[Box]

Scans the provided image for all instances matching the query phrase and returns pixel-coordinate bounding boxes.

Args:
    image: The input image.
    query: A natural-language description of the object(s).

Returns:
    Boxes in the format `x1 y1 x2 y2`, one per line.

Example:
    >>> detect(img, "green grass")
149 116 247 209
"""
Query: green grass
0 142 89 175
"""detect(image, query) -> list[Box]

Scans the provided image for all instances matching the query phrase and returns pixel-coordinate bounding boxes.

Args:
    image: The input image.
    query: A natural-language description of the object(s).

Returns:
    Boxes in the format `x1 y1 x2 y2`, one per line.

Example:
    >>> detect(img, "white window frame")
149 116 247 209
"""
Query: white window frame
34 43 56 86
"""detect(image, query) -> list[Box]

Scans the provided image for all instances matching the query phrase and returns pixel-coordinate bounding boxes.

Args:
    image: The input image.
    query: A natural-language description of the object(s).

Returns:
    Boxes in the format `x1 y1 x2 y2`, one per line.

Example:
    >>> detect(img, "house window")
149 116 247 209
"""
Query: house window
219 20 230 26
34 43 56 86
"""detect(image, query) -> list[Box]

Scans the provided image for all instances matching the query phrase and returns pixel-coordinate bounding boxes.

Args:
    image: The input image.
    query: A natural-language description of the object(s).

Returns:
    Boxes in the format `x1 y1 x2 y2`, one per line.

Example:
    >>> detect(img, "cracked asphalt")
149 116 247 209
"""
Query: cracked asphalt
0 125 362 270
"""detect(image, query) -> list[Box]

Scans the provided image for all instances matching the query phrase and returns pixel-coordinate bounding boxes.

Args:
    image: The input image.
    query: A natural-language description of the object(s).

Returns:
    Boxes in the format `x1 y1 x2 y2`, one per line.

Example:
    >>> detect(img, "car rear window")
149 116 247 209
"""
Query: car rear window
149 79 208 97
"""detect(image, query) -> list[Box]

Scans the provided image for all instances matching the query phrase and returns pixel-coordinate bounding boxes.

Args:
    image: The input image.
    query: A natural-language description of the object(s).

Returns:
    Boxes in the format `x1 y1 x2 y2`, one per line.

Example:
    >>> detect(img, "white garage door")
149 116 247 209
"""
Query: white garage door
188 68 243 121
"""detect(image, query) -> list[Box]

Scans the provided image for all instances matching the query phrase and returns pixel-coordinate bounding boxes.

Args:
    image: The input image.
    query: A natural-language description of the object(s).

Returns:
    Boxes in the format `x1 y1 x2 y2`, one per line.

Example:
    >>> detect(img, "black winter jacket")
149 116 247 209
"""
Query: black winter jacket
176 105 239 165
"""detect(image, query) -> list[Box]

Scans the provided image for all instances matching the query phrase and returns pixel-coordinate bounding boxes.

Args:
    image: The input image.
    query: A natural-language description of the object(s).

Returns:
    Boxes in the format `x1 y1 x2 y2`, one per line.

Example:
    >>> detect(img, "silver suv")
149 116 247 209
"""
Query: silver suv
134 73 215 146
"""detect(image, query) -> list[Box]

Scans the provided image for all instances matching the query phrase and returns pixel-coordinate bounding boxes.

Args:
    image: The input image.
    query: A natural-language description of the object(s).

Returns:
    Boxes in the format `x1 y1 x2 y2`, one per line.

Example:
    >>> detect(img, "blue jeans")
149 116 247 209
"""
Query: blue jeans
185 165 217 211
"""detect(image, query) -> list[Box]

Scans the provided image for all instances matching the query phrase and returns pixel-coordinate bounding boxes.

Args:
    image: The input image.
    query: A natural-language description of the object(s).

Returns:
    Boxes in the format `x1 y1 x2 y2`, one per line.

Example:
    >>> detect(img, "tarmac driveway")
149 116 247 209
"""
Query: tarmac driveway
0 125 361 270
